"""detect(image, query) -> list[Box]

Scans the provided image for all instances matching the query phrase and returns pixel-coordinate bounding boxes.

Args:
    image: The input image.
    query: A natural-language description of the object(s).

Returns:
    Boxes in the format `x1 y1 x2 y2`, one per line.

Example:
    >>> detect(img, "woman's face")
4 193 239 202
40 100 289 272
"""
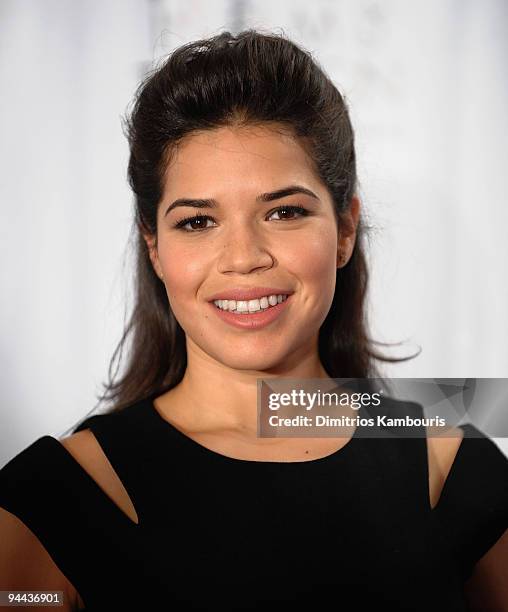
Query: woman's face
146 124 358 373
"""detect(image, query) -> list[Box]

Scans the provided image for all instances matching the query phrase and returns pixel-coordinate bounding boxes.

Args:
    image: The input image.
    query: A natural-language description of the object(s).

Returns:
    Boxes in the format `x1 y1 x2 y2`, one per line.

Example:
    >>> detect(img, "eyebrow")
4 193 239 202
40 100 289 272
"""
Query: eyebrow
163 185 320 217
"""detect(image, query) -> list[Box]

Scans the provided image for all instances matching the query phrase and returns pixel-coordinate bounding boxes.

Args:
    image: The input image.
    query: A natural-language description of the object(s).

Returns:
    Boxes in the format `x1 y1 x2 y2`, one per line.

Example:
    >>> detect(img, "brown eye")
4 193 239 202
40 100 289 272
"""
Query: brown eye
268 205 308 221
187 217 208 230
174 214 215 232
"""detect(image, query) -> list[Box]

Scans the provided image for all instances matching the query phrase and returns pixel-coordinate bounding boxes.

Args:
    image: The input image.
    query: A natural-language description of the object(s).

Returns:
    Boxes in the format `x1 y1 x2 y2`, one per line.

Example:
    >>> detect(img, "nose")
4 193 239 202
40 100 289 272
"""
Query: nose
216 220 274 275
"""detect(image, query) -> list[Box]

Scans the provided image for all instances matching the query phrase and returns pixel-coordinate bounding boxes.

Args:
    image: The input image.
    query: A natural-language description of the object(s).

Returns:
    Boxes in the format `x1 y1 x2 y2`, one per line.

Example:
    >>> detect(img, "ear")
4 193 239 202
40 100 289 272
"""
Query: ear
141 230 164 279
337 195 361 268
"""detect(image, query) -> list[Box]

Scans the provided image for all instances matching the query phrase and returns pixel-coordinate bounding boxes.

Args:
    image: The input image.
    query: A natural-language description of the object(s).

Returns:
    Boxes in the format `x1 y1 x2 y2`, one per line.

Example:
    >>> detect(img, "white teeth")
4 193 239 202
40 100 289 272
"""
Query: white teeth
213 294 288 314
248 299 260 312
236 300 248 313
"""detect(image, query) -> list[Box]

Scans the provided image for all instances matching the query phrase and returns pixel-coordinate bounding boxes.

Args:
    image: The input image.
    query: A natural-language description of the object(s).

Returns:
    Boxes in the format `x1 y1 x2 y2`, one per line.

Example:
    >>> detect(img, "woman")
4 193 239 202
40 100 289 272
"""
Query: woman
1 29 507 611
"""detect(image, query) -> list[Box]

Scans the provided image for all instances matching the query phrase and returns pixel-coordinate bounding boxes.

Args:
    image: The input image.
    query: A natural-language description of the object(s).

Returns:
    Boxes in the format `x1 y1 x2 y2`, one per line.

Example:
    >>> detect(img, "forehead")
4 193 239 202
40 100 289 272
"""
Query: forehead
161 125 318 196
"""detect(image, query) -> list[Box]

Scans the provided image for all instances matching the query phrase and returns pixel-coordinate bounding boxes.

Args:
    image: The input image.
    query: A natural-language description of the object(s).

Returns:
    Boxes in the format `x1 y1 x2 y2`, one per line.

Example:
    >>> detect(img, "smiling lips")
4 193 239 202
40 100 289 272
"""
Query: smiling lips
207 288 293 330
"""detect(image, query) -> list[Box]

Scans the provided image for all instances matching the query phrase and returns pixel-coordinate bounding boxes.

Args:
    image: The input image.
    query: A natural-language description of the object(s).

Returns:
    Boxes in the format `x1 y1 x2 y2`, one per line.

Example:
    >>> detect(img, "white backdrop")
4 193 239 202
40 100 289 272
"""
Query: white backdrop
1 0 507 465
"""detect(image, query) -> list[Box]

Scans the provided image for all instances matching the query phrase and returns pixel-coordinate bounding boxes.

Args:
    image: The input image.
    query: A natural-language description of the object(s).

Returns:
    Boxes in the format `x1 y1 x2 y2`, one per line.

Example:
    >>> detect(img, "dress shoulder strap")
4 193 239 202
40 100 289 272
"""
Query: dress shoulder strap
432 423 508 579
73 397 161 524
0 434 133 598
358 396 433 516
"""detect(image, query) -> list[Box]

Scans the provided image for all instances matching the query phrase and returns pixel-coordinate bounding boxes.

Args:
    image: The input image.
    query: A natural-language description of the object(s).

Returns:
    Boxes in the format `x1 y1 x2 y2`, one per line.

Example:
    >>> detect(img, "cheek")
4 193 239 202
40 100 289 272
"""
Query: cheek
283 228 338 330
159 244 207 293
283 228 337 284
157 246 210 325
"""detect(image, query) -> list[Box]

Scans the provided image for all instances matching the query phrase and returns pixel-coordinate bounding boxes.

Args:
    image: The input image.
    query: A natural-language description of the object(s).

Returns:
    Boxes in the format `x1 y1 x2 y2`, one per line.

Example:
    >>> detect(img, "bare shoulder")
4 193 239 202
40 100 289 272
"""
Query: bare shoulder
0 505 83 610
425 425 464 509
60 429 105 472
59 429 139 525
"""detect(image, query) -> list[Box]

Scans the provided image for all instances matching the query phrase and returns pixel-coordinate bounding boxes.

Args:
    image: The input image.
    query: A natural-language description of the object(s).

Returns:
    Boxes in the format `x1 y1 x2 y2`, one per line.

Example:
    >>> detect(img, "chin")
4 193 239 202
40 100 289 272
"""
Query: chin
212 351 287 373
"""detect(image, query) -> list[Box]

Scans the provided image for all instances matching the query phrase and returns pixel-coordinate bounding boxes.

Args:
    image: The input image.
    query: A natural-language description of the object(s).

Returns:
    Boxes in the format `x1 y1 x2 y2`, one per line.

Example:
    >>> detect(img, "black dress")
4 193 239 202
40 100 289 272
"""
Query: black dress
0 394 507 611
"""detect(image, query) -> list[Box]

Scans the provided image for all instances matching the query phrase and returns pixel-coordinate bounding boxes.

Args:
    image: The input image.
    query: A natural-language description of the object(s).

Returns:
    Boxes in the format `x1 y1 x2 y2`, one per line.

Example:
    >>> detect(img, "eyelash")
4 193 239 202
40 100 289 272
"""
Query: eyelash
173 205 310 232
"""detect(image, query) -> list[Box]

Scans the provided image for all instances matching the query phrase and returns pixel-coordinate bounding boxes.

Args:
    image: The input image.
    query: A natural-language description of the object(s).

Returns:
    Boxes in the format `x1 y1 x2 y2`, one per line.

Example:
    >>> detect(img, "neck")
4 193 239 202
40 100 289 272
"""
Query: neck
157 336 332 436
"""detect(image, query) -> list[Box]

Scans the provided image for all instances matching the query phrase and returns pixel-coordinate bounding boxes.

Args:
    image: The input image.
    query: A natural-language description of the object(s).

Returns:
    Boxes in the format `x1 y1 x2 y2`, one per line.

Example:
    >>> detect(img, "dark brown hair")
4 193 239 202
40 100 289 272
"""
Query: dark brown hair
73 28 417 428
